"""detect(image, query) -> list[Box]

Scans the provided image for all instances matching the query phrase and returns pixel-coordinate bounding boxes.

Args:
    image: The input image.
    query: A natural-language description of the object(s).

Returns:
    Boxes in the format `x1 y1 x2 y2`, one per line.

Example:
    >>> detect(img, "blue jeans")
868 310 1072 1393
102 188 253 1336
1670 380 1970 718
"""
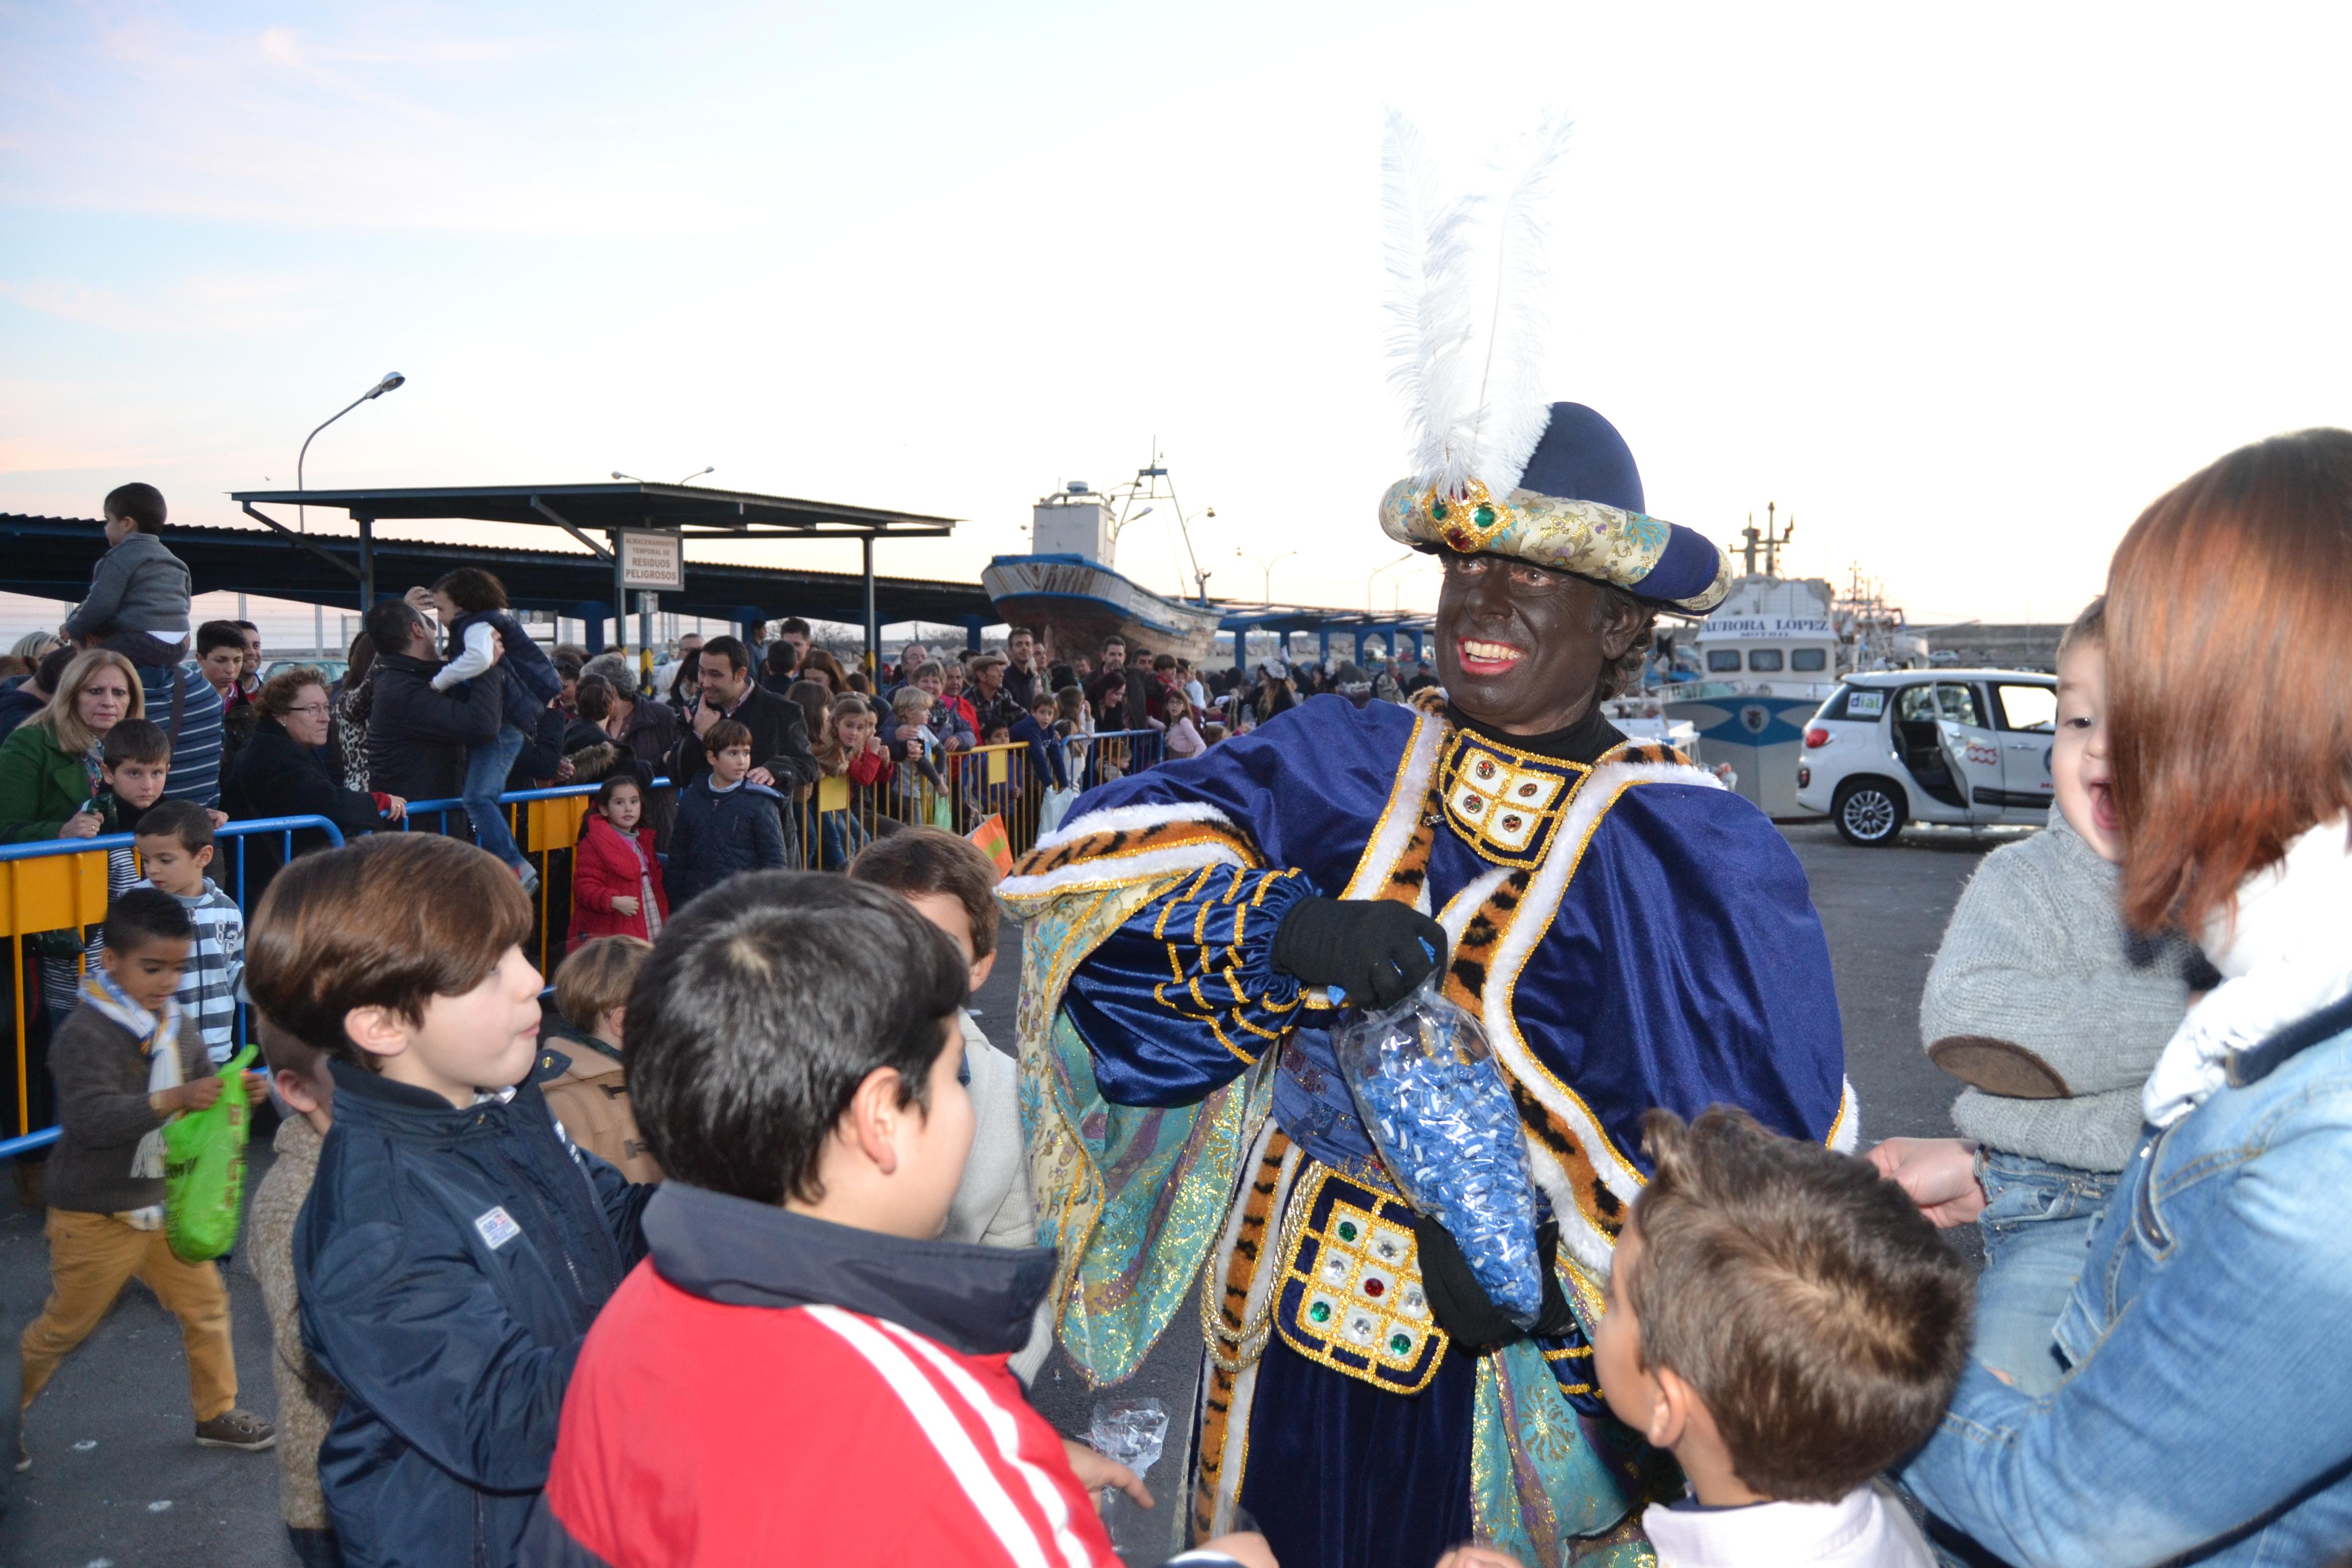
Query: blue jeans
1971 1150 2117 1396
460 720 530 870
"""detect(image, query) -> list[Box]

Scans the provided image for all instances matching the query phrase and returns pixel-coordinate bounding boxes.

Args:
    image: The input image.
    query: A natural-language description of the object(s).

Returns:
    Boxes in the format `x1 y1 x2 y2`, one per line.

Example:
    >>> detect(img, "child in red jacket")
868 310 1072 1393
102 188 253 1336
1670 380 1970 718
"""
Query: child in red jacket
522 873 1274 1568
569 776 669 951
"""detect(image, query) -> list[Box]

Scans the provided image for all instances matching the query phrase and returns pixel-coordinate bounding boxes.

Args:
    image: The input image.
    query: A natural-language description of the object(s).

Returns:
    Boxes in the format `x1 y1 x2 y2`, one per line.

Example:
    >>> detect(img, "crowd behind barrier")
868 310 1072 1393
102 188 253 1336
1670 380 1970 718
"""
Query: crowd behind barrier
0 721 1186 1157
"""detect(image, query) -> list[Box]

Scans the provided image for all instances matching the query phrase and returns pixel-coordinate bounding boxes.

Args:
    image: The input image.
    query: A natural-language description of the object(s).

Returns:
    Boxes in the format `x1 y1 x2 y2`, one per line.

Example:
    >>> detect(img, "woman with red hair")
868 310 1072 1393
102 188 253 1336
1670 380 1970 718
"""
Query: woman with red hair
1882 429 2352 1565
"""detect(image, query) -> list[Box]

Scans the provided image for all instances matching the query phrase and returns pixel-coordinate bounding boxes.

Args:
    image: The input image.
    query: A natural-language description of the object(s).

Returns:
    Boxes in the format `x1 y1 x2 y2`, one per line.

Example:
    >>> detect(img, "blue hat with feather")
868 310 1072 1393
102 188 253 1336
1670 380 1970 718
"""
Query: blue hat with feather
1374 116 1729 615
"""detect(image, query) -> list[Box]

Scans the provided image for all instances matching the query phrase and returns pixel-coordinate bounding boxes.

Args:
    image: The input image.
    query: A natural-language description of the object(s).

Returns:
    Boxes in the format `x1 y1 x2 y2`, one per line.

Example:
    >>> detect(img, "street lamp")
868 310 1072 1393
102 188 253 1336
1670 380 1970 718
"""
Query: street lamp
1236 546 1296 605
1366 550 1416 614
299 373 404 530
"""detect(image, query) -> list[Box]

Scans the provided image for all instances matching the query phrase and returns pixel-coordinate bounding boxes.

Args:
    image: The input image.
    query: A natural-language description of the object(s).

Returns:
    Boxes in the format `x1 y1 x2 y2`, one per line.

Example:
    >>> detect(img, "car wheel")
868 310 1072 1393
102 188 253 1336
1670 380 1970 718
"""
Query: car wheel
1832 778 1905 847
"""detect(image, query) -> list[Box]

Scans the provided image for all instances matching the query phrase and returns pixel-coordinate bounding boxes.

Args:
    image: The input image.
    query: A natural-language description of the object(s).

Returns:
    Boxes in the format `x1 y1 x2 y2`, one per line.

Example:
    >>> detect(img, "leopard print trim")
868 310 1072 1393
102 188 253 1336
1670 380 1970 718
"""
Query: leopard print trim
1194 1127 1295 1540
1007 817 1262 882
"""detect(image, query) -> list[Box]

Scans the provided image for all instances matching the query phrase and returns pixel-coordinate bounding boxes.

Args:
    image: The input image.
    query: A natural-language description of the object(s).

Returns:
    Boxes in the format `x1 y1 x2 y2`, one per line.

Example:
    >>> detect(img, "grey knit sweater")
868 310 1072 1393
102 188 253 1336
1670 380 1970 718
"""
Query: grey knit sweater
63 531 191 641
1922 810 2200 1171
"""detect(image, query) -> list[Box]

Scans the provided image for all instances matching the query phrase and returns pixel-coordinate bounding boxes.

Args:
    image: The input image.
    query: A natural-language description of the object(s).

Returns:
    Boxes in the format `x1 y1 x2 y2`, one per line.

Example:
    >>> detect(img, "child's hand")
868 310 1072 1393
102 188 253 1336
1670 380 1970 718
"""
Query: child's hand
403 585 436 619
58 811 102 840
612 895 640 917
1060 1437 1152 1510
1866 1137 1986 1228
171 1077 225 1114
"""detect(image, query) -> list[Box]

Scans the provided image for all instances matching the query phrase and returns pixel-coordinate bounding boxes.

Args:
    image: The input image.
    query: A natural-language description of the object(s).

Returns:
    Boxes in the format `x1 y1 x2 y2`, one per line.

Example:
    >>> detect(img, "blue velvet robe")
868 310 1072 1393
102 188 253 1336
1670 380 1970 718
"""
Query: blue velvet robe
999 694 1851 1568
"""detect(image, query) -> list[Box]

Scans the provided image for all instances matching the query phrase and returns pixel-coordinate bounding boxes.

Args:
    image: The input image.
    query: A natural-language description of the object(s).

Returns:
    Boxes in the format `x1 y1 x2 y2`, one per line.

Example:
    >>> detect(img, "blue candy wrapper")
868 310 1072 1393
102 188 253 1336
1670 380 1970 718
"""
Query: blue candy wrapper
1332 979 1544 1328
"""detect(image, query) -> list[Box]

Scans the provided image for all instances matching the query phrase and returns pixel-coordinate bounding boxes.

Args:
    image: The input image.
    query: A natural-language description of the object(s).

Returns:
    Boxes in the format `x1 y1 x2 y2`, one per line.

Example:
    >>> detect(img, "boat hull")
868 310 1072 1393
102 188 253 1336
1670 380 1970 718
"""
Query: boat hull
983 554 1225 665
1663 690 1830 817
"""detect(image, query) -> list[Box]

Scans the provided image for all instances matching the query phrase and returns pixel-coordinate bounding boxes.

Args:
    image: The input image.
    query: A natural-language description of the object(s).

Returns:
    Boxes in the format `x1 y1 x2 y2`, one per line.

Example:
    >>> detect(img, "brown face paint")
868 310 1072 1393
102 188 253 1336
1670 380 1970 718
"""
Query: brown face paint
1434 549 1641 735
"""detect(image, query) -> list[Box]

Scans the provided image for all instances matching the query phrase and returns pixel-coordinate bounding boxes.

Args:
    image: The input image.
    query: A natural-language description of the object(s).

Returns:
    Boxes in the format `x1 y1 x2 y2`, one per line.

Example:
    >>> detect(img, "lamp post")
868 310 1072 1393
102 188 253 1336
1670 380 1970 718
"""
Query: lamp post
1366 550 1416 614
1236 546 1296 605
298 373 404 531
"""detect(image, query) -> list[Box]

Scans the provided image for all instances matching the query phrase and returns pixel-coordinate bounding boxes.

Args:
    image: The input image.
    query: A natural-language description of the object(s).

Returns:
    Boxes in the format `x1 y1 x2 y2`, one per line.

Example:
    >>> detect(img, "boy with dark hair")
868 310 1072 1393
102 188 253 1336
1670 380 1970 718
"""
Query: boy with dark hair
1590 1108 1972 1567
130 798 246 1066
524 873 1265 1567
666 717 786 905
18 888 273 1470
848 829 1048 1373
64 483 192 664
76 717 175 974
246 833 651 1568
248 1017 345 1567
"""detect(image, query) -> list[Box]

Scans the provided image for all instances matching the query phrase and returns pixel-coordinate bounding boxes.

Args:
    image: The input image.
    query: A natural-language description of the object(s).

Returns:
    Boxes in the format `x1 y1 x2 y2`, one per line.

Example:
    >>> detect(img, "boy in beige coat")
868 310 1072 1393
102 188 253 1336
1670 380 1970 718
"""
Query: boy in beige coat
544 937 663 1184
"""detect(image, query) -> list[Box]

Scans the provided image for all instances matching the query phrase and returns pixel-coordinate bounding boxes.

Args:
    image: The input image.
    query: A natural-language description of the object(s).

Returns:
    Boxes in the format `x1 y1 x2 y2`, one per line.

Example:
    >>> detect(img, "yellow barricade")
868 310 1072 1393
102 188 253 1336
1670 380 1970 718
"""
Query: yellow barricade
0 850 110 939
527 793 591 853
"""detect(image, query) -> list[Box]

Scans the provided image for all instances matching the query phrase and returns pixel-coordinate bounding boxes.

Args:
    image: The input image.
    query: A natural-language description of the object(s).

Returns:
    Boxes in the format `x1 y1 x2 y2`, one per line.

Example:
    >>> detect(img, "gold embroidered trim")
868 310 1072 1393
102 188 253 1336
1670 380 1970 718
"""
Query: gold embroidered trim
1272 1167 1449 1394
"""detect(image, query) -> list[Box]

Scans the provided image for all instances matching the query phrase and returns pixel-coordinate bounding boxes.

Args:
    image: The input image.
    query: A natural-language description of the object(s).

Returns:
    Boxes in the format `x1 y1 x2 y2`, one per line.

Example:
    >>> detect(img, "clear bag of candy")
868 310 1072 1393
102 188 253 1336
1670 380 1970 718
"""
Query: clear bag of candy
1331 978 1543 1328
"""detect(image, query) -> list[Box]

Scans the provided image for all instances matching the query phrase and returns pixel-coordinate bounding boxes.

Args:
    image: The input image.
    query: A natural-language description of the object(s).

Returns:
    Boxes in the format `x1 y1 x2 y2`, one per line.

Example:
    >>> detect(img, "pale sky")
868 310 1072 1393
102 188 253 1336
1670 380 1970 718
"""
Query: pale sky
7 2 2350 627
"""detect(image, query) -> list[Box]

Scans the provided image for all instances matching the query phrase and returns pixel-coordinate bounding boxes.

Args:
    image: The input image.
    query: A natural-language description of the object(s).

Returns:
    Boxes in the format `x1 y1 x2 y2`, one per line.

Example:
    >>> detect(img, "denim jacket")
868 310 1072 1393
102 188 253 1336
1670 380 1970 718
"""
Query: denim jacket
1902 996 2352 1566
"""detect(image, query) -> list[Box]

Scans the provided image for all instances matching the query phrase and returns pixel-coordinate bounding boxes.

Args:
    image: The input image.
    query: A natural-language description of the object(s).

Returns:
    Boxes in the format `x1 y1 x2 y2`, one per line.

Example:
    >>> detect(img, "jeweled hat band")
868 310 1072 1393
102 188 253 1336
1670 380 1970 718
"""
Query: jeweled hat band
1378 400 1732 615
1378 477 1732 616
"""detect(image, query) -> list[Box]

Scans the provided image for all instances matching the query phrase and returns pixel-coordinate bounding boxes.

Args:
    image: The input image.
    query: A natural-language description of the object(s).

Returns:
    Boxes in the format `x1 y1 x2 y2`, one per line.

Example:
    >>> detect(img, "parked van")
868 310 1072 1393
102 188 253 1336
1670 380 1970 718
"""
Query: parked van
1794 669 2057 845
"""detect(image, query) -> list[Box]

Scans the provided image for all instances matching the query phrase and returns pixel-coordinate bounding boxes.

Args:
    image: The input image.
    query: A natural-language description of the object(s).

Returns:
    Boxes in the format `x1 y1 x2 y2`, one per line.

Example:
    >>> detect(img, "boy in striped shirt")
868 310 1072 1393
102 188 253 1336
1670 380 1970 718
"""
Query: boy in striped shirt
130 800 244 1066
522 873 1273 1568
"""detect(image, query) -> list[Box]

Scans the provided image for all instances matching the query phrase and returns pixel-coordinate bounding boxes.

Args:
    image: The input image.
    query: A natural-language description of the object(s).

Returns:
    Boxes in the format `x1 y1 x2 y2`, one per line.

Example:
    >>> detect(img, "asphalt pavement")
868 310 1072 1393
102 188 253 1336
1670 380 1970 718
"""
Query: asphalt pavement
0 818 2015 1567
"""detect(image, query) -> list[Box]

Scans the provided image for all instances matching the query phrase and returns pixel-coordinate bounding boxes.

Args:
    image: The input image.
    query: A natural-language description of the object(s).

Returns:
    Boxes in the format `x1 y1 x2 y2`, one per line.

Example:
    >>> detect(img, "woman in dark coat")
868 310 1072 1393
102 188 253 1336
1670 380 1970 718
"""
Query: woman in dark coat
222 666 400 904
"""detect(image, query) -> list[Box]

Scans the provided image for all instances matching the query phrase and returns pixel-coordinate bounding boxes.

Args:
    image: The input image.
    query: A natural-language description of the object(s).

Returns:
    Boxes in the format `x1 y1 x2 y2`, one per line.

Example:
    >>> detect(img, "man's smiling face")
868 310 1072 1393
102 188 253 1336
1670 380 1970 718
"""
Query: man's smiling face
1434 548 1647 735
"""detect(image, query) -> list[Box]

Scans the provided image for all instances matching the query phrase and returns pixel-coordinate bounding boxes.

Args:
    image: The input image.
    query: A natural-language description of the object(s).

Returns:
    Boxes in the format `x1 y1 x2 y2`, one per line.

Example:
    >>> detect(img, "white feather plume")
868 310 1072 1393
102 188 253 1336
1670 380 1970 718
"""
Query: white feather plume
1382 110 1481 495
1381 111 1573 498
1467 113 1574 496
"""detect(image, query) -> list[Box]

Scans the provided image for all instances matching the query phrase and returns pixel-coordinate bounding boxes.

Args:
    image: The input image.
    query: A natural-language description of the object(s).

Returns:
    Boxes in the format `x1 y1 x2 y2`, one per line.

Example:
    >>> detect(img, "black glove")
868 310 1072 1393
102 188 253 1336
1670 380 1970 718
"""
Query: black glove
1270 896 1449 1008
1409 1212 1580 1355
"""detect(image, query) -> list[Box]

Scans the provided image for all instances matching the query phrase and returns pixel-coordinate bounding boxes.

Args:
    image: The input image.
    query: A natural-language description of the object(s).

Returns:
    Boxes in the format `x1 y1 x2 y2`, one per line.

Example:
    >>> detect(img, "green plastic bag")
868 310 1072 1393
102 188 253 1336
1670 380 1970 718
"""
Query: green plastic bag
163 1045 257 1263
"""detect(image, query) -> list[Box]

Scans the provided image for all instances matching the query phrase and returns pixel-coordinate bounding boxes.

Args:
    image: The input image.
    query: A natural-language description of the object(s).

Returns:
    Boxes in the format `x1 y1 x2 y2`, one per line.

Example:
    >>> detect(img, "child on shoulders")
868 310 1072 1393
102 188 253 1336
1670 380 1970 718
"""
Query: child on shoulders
1592 1108 1971 1568
246 833 652 1568
63 483 193 666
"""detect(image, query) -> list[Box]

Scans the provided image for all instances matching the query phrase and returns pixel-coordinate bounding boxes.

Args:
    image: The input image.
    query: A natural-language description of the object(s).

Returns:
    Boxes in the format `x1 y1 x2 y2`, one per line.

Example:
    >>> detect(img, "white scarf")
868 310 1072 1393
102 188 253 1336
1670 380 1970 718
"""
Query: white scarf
2143 817 2352 1129
83 968 183 1228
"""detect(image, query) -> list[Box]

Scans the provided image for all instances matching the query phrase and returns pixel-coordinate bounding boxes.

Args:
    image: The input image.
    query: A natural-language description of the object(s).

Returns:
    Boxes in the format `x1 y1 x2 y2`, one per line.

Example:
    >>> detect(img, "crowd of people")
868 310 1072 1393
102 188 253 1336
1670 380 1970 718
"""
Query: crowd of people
2 426 2348 1568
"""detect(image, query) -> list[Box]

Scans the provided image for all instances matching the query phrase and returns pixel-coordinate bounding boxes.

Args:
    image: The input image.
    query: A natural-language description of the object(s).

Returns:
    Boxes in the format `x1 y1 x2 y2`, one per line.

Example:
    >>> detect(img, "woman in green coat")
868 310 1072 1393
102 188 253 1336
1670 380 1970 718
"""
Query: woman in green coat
0 649 141 844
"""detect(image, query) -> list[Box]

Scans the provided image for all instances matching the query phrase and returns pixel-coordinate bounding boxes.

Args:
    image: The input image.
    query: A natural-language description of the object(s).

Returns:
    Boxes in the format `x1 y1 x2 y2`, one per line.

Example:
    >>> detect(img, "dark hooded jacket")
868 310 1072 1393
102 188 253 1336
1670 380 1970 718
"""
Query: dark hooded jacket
295 1052 652 1568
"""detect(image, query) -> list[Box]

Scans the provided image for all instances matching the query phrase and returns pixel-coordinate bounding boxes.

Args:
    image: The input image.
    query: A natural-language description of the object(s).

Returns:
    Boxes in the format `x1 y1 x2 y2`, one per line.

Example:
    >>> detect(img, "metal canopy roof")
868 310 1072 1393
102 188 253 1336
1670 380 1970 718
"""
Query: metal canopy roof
0 514 994 630
228 482 958 541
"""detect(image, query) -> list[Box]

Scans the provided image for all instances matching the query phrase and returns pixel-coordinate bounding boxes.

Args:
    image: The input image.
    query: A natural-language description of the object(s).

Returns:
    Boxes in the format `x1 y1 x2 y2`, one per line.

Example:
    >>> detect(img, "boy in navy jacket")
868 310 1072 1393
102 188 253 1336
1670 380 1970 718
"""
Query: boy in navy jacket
246 833 651 1568
664 718 787 906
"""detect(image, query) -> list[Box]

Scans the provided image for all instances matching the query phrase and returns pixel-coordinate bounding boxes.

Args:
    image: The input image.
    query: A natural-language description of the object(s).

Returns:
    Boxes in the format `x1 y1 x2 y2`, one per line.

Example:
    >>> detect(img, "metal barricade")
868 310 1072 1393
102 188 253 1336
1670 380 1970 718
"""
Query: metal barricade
1 815 349 1156
402 778 674 975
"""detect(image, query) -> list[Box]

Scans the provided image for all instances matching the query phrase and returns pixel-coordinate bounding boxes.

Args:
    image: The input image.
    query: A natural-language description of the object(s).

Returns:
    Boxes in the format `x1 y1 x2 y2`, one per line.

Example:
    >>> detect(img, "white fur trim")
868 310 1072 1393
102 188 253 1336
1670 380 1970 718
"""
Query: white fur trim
1029 799 1238 853
999 841 1247 903
1828 1077 1861 1154
1340 710 1442 900
1482 759 1722 1275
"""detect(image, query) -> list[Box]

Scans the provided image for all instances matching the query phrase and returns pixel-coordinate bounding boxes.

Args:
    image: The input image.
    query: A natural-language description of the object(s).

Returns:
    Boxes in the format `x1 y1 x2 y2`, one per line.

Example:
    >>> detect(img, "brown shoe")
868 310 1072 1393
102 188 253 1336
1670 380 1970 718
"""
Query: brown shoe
193 1408 275 1452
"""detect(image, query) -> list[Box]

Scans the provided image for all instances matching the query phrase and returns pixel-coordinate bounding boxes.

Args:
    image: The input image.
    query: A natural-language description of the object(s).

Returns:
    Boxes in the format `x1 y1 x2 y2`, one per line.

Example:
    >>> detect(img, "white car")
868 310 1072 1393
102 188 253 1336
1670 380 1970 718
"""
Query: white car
1793 669 2059 846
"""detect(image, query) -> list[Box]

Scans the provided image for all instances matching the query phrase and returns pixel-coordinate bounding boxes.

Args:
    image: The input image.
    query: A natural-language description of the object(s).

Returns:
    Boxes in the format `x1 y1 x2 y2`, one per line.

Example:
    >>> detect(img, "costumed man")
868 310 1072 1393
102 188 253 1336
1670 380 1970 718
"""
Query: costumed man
999 121 1853 1568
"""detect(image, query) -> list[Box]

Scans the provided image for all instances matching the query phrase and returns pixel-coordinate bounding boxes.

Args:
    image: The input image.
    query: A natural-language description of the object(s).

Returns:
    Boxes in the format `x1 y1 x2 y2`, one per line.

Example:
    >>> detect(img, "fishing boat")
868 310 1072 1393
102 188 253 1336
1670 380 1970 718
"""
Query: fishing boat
982 463 1226 665
1635 507 1929 815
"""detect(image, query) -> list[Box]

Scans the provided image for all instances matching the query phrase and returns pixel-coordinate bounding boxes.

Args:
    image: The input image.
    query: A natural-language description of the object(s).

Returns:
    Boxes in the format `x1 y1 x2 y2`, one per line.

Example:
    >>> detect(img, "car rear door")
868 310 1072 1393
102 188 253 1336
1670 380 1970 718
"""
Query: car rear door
1931 682 2005 823
1990 679 2059 822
